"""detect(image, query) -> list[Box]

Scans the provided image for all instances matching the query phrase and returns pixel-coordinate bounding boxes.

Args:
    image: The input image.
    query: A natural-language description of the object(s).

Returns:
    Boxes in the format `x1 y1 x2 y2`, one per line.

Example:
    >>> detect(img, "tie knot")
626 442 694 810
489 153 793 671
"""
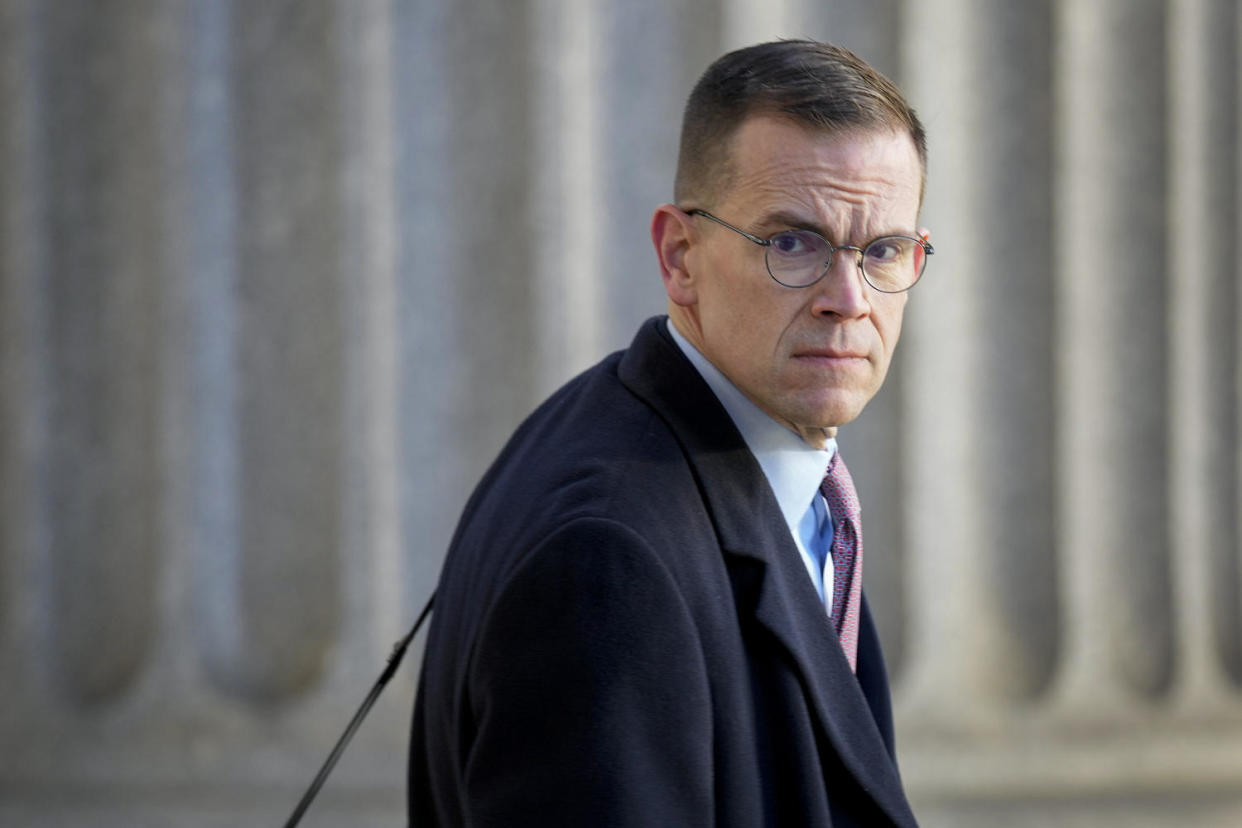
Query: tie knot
820 452 860 522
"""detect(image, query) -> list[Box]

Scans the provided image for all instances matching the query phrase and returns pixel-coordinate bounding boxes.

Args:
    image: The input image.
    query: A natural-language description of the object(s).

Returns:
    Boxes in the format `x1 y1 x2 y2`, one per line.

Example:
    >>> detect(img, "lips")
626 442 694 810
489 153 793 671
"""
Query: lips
793 348 867 360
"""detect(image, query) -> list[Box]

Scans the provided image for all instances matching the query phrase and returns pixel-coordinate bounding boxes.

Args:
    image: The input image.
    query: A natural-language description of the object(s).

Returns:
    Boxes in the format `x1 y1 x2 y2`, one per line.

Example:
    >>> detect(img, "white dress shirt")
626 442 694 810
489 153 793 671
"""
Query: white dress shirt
667 320 837 600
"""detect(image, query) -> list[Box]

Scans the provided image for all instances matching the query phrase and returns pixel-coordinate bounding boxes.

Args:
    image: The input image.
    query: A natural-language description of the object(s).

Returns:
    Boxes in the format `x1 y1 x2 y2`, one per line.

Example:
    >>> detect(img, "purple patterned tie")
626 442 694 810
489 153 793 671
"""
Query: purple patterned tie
820 451 863 672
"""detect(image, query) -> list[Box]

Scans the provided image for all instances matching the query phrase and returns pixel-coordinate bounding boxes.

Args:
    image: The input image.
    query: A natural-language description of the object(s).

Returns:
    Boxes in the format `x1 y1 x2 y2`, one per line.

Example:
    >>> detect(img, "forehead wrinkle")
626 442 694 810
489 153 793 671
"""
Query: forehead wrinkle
730 134 908 189
743 181 913 244
718 121 923 242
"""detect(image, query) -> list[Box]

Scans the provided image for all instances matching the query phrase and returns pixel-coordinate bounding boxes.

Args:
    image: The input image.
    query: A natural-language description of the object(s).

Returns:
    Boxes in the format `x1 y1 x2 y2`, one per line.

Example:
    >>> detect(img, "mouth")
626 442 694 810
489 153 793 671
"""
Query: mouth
792 348 868 362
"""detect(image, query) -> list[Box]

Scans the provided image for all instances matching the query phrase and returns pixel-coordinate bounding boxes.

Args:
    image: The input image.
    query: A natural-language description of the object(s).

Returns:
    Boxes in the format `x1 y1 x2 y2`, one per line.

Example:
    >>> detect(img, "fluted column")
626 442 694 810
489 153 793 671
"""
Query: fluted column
40 0 170 704
543 0 700 365
530 0 606 394
390 0 463 602
899 0 1058 712
335 0 405 672
1168 0 1241 704
1054 0 1173 707
156 0 241 698
0 0 51 707
436 0 542 491
203 1 347 702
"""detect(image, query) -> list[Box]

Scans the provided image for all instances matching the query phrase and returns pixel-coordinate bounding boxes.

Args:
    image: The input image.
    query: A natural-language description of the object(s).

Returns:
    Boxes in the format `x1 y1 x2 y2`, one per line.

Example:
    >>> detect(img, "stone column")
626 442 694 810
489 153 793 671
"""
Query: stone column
899 0 1058 712
392 0 548 617
0 0 51 710
205 0 347 703
529 0 607 393
1054 0 1174 709
390 0 463 608
158 0 243 706
591 1 711 347
430 0 543 498
1168 0 1241 706
34 0 180 706
335 0 405 674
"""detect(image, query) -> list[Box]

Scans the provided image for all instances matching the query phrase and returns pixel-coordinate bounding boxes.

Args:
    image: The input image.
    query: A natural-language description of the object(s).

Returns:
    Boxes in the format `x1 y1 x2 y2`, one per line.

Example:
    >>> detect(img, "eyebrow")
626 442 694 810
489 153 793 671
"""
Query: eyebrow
752 209 827 237
752 208 915 244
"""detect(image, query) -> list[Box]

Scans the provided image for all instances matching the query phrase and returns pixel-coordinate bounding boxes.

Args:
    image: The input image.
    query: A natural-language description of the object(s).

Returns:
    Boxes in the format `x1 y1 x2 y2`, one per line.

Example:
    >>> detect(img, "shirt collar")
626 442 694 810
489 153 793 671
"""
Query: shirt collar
666 319 835 534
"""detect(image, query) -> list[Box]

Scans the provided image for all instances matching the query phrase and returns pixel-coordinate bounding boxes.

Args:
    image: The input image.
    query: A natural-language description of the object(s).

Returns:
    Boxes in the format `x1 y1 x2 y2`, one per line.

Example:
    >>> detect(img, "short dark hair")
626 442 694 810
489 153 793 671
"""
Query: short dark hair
674 40 927 205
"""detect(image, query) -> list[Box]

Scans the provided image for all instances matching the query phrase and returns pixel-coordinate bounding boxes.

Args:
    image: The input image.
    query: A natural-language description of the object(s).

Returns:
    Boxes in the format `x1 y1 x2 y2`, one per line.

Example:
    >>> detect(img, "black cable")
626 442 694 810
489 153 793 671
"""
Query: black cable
283 592 436 828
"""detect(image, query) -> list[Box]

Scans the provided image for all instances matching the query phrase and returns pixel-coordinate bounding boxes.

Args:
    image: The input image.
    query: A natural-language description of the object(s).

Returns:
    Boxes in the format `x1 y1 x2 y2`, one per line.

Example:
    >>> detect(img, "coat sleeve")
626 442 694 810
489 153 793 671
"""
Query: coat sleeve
461 516 715 827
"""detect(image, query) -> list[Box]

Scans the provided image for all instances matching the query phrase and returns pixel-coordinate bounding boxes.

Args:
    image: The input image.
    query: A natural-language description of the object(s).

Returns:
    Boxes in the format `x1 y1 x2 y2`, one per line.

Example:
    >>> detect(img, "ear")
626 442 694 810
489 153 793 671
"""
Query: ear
650 204 698 306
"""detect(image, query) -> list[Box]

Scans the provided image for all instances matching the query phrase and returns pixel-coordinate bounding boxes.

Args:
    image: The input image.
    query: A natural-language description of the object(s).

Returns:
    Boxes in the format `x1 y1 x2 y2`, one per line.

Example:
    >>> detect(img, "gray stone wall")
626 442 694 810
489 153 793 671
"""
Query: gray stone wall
2 1 1240 825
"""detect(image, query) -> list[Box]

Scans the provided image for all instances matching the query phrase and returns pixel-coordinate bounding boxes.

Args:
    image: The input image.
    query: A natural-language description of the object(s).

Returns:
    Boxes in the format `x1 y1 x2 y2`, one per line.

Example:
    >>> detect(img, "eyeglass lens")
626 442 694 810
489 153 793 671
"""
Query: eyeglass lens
766 230 926 292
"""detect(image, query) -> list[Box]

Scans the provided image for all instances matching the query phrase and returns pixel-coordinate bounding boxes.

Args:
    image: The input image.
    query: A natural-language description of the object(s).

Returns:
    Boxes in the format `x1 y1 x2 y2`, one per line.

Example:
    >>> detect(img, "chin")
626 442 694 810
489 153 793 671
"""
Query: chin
792 400 865 432
785 376 873 418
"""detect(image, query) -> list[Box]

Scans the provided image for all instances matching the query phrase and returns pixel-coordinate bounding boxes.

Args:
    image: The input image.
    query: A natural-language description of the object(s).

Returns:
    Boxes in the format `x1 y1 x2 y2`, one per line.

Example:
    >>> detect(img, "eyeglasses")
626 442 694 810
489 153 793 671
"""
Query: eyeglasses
686 209 932 293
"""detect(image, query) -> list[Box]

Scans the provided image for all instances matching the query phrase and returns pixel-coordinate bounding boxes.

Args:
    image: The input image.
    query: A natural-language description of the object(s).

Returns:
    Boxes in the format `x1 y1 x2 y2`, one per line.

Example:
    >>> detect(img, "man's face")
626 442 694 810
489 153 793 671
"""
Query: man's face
673 116 923 443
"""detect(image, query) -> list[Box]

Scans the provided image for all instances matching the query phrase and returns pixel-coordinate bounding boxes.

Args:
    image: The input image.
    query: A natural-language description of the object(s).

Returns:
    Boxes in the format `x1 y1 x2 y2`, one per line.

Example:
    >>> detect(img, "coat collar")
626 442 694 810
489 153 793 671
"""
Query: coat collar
618 317 916 828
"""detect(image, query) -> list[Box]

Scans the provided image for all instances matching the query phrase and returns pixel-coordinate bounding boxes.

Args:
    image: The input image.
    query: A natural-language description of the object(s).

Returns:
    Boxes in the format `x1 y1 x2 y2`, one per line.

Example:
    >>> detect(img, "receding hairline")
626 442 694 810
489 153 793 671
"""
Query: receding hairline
676 114 927 209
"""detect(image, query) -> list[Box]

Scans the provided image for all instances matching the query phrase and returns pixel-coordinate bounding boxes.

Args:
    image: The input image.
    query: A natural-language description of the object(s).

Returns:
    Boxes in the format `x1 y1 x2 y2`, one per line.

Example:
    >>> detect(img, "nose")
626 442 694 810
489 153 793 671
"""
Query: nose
809 247 870 319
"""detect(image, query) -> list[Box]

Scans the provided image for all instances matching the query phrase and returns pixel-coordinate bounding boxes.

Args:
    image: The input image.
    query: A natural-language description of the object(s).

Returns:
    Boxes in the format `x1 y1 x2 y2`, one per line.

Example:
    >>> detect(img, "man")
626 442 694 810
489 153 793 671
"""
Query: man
410 40 930 827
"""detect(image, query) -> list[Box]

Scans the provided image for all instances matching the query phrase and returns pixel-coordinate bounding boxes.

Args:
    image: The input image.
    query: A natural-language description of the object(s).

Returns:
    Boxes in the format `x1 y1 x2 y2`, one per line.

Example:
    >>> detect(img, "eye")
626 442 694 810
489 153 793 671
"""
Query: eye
768 229 825 258
864 238 906 264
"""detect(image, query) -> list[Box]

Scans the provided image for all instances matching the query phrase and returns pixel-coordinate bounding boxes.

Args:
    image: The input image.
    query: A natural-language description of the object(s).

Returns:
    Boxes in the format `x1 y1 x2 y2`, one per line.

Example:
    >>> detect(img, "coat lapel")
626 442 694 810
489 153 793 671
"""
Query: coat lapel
619 317 917 828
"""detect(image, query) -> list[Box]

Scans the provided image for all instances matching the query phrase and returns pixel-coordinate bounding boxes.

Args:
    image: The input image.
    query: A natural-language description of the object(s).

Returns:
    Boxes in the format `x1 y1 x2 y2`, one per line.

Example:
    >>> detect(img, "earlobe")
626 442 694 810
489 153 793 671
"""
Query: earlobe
651 204 698 306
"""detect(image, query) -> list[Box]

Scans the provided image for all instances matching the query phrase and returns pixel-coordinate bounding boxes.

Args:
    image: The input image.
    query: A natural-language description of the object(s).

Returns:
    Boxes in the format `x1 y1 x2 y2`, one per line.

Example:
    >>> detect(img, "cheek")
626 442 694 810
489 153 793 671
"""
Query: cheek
697 253 816 359
872 295 908 353
703 262 777 330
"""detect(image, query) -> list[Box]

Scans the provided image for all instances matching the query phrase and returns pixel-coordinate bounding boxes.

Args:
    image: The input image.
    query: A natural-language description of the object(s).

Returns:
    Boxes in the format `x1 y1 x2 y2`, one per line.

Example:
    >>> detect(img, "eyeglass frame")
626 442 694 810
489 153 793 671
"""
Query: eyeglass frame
684 208 933 294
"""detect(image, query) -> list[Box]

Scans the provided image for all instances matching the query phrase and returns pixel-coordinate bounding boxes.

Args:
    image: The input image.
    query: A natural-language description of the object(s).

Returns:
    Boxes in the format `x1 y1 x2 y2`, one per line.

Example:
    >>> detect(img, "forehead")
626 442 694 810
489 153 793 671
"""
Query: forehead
718 116 923 228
